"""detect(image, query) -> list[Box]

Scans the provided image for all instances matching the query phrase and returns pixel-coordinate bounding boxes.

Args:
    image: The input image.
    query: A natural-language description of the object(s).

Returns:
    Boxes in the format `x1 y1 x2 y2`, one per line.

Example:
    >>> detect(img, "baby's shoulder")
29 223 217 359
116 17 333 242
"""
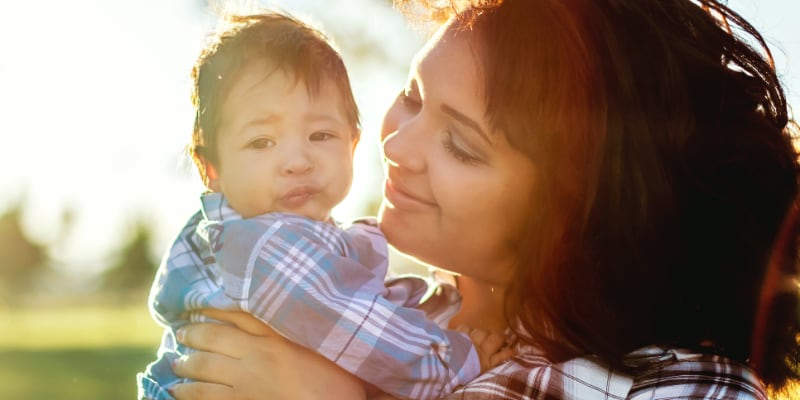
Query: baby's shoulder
349 216 378 227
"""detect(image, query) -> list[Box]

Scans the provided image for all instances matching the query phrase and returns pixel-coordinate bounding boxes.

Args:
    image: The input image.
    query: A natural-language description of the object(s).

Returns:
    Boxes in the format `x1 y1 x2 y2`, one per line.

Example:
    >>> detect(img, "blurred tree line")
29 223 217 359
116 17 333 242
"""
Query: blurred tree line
0 201 50 301
0 199 159 305
0 198 382 307
0 197 379 306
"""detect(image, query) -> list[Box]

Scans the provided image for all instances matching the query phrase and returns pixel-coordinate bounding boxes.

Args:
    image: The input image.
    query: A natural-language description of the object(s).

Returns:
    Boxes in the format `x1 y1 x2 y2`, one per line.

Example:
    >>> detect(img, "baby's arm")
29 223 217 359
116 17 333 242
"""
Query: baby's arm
139 211 217 400
456 326 516 372
210 216 480 400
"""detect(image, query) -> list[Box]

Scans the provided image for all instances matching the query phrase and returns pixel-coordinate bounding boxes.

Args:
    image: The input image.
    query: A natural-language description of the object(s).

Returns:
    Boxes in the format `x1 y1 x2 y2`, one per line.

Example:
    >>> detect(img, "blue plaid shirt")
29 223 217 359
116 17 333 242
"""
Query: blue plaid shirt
137 193 480 400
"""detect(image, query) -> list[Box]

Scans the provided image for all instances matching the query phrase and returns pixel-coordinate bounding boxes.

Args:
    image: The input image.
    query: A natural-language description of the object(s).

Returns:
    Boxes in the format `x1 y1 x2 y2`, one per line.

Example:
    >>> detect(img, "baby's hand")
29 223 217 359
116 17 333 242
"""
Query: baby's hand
456 325 516 372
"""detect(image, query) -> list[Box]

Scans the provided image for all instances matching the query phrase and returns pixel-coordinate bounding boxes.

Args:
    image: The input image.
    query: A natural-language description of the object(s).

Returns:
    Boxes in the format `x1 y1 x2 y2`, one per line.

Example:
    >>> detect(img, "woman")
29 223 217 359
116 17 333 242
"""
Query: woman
169 0 800 398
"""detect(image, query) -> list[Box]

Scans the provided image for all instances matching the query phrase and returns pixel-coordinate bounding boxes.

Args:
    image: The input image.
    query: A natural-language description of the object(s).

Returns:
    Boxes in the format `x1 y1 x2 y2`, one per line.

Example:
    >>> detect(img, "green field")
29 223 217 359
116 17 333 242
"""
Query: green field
1 304 797 400
0 304 161 349
0 347 155 399
0 304 163 399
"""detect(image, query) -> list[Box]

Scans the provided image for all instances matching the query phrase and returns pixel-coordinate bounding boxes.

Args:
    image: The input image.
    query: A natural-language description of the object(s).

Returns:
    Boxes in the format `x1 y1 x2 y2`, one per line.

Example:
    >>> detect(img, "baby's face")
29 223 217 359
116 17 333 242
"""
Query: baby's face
210 62 356 220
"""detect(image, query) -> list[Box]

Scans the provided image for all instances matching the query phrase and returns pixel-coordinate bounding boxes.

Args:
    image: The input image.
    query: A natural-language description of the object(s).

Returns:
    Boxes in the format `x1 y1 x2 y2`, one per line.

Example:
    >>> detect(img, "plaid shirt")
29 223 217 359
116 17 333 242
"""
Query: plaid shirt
137 193 479 400
138 193 768 400
447 344 767 399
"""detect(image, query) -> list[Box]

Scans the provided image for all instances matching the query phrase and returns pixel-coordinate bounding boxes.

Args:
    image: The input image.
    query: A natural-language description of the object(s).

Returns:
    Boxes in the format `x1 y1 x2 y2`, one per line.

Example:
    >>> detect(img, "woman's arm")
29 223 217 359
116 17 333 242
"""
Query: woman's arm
170 309 367 400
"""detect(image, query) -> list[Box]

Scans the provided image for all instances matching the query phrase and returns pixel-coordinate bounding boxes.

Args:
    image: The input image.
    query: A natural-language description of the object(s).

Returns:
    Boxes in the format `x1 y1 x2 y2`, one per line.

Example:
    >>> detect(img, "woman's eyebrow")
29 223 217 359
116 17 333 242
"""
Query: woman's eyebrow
441 104 492 144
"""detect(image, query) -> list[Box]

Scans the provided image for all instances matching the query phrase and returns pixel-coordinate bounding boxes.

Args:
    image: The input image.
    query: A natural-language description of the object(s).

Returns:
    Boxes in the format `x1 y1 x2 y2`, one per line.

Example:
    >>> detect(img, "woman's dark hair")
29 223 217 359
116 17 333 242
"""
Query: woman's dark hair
399 0 800 389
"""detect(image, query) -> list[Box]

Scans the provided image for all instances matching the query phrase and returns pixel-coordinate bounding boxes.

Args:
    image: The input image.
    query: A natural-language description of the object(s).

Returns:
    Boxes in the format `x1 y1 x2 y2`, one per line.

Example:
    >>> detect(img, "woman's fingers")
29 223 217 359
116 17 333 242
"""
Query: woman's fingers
457 326 510 371
178 322 268 359
172 350 241 385
479 333 505 356
170 381 234 400
200 309 276 337
467 328 489 345
174 324 367 400
489 347 517 368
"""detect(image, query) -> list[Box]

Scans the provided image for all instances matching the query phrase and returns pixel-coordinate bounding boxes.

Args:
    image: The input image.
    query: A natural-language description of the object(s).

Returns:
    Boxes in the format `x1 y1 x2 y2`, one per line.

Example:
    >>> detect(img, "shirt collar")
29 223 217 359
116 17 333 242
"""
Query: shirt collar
200 192 242 222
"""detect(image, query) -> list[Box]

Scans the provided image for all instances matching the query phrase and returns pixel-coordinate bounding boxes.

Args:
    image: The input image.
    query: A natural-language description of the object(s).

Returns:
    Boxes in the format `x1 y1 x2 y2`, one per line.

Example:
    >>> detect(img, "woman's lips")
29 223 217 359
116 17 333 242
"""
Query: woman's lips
384 178 438 210
279 185 317 209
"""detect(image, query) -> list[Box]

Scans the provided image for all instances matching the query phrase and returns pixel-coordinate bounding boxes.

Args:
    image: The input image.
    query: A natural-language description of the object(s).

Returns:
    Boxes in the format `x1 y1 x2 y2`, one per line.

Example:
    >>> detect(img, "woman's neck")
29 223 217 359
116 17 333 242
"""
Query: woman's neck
448 275 508 334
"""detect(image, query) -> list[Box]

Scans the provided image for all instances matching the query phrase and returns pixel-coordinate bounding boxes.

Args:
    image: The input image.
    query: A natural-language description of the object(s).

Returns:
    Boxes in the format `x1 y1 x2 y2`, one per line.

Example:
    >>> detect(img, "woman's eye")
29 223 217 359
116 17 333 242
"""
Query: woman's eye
443 131 481 165
309 131 336 141
248 138 275 149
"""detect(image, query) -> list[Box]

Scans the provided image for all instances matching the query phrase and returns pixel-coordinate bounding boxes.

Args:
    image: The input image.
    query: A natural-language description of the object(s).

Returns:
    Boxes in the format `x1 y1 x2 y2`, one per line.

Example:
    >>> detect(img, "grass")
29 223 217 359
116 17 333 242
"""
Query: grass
0 347 156 399
0 304 162 349
0 303 163 400
0 303 797 399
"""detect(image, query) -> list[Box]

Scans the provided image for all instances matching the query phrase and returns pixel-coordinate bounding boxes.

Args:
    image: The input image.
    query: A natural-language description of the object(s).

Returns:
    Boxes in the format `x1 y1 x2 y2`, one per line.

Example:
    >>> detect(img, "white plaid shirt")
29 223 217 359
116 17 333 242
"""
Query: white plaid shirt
446 344 767 399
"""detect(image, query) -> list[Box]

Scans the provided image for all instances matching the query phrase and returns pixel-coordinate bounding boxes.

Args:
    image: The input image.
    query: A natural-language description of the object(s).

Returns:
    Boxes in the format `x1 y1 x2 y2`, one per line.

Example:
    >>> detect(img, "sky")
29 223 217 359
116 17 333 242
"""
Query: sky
0 0 798 278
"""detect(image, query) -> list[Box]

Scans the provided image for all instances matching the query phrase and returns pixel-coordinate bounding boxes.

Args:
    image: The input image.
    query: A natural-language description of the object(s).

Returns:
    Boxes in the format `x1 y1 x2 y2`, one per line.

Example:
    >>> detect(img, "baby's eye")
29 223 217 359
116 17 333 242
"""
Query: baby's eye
247 138 275 149
309 131 336 141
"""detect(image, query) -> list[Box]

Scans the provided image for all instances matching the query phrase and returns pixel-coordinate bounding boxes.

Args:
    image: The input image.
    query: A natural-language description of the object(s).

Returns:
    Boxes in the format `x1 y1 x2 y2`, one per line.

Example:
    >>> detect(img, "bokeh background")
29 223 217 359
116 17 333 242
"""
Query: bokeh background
0 0 797 398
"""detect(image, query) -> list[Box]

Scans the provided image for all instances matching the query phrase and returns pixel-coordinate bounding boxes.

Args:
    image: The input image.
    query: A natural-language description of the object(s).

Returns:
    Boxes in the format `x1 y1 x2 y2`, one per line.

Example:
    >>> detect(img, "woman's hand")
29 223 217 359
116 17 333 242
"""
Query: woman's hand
170 309 366 400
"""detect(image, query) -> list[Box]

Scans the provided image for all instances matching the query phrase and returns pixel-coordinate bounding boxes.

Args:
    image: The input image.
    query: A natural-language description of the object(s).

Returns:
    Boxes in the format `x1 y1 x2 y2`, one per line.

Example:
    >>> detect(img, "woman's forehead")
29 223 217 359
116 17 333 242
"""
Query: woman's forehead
412 22 500 141
412 24 484 94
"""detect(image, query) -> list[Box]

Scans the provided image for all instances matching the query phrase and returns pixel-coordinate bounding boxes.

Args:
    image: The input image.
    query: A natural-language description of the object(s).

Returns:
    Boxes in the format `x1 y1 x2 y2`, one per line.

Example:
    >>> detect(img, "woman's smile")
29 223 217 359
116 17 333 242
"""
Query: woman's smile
383 175 438 210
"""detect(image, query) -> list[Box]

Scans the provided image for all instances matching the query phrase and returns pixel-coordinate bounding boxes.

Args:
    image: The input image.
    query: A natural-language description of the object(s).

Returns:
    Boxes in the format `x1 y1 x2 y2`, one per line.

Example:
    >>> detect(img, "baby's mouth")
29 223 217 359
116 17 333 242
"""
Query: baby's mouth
279 185 318 209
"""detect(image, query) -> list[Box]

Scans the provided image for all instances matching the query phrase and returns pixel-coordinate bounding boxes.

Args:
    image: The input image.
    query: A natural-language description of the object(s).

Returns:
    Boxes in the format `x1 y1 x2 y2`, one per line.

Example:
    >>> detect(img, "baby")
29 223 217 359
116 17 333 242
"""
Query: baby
137 10 509 400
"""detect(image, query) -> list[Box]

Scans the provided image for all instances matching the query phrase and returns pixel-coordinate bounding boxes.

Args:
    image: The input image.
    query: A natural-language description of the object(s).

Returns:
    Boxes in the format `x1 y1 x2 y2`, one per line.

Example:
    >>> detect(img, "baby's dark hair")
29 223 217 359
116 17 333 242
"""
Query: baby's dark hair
189 11 360 184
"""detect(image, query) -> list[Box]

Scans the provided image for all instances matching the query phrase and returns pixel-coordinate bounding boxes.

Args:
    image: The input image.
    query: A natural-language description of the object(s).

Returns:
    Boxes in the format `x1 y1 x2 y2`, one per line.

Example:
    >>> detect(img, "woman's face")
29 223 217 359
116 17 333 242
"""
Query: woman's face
379 22 537 287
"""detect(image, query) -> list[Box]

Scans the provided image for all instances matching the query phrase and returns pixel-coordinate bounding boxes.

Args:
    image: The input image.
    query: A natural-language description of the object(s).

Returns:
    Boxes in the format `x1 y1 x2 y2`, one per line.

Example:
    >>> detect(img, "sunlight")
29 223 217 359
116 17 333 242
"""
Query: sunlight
0 0 795 280
0 1 798 399
0 0 418 276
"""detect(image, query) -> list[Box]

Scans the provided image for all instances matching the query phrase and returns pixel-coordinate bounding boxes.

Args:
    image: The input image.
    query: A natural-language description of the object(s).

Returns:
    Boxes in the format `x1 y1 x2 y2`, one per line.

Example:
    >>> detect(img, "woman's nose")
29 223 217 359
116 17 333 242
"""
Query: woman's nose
382 129 427 173
381 104 426 173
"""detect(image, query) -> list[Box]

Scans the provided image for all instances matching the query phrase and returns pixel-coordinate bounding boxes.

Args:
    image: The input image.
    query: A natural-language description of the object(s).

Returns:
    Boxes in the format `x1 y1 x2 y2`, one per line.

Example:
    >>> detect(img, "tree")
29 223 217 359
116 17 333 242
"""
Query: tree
0 200 50 301
100 218 160 291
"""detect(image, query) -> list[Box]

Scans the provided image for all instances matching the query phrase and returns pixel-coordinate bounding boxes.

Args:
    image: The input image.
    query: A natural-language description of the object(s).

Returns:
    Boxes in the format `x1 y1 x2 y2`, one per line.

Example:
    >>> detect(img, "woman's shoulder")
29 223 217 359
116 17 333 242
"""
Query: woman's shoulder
445 345 767 400
626 347 768 400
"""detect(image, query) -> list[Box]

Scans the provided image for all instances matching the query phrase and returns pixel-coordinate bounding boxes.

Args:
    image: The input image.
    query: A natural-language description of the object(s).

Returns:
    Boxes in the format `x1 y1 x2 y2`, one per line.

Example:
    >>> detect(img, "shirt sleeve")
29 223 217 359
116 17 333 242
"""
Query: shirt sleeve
148 211 231 328
208 216 480 400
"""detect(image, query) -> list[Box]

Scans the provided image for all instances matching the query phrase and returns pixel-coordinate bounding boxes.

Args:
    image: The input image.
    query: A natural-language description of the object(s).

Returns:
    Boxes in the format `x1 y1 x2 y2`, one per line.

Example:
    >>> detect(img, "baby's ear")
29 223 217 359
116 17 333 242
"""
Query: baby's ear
204 161 221 192
195 150 220 192
190 145 219 191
